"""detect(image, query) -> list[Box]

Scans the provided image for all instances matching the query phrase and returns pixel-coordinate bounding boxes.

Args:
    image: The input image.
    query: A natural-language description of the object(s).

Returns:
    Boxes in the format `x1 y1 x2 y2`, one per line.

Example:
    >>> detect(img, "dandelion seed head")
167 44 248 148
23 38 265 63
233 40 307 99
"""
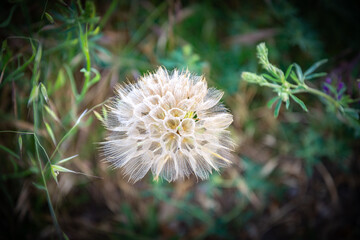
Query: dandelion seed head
102 67 235 182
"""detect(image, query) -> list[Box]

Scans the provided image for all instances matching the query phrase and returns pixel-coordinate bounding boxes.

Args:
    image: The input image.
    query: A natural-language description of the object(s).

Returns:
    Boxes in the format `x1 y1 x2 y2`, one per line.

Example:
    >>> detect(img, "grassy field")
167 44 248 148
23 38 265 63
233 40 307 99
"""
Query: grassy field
1 0 360 239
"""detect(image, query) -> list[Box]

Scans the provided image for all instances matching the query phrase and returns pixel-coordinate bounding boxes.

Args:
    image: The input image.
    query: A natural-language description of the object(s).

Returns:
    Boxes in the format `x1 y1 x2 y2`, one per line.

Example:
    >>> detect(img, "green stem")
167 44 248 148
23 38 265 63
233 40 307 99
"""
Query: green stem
49 99 109 162
293 85 340 108
99 0 119 29
78 24 91 103
49 122 78 161
33 98 63 239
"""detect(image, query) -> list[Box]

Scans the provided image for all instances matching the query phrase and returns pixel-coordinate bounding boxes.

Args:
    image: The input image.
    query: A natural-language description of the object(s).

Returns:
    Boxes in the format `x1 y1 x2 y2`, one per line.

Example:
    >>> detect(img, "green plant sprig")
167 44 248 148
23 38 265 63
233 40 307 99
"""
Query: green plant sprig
241 43 359 123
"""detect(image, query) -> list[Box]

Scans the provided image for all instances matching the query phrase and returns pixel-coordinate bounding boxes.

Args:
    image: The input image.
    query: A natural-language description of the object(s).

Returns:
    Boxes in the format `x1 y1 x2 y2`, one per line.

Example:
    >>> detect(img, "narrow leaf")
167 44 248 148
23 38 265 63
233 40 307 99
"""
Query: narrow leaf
54 69 66 90
285 64 294 80
44 12 54 24
52 164 76 173
0 144 19 159
274 99 282 118
44 105 61 123
32 182 46 191
64 64 79 97
40 83 49 103
1 39 7 52
27 85 39 106
305 72 327 80
294 63 304 83
263 74 281 83
324 83 337 95
57 154 78 165
290 71 301 84
45 121 56 145
63 233 70 240
102 106 108 120
304 59 328 76
50 165 59 184
0 5 17 28
267 96 279 109
18 135 22 152
290 94 308 112
285 99 290 109
93 111 104 123
34 44 42 70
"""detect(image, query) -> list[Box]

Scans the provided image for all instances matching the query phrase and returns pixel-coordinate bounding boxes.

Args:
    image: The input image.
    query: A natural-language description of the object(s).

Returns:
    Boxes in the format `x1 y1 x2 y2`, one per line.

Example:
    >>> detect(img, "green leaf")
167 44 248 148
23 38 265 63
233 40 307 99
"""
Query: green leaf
27 85 39 106
34 44 42 71
274 99 282 118
262 73 281 83
50 165 59 184
325 83 337 95
84 1 96 19
93 111 104 123
4 39 36 84
294 64 304 83
285 64 294 80
57 154 78 165
267 96 279 109
32 182 46 191
18 135 22 152
285 99 290 109
290 71 301 84
0 144 19 159
45 121 56 146
1 39 7 52
52 164 76 173
102 106 108 120
44 105 61 123
54 69 66 91
304 59 328 77
64 64 79 98
40 83 49 103
337 85 347 98
0 5 17 28
91 26 100 35
305 72 327 80
290 94 308 112
44 12 54 24
63 233 70 240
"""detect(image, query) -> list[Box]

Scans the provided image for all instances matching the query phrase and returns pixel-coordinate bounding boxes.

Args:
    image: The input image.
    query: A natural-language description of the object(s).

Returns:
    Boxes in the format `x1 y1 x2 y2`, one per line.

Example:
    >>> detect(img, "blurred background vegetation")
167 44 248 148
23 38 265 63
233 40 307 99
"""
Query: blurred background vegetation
1 0 360 239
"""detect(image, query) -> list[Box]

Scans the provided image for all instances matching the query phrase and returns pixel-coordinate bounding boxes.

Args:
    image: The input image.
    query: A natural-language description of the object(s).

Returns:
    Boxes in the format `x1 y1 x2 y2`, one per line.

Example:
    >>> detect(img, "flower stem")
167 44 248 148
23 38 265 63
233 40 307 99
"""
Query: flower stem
306 86 341 107
33 99 63 239
293 85 340 108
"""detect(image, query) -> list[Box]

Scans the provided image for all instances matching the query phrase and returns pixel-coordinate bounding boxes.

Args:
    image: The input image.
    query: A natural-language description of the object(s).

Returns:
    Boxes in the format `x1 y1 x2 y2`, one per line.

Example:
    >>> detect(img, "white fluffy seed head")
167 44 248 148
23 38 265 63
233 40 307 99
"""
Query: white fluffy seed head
102 67 235 182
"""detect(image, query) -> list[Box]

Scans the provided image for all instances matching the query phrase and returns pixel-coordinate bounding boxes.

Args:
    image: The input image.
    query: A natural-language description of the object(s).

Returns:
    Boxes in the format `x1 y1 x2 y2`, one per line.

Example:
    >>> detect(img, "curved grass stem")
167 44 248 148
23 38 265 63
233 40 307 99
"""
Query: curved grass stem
33 99 63 239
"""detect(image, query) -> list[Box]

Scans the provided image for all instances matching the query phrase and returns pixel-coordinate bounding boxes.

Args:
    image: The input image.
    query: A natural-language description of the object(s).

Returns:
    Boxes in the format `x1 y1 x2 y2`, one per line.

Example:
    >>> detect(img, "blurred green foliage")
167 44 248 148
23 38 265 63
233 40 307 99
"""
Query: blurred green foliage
1 0 359 239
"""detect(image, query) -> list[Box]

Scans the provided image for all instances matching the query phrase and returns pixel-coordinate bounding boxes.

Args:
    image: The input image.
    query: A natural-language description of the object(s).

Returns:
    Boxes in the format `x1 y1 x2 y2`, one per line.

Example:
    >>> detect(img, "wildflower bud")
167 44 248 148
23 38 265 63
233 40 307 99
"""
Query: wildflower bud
102 67 235 182
279 92 289 102
241 72 264 84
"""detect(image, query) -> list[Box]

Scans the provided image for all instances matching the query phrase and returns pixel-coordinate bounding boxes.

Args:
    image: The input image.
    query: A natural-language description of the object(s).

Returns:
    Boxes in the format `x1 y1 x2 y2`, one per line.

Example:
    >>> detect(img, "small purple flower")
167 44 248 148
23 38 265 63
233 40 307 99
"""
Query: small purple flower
322 77 332 94
337 82 344 100
323 85 330 94
337 81 344 92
